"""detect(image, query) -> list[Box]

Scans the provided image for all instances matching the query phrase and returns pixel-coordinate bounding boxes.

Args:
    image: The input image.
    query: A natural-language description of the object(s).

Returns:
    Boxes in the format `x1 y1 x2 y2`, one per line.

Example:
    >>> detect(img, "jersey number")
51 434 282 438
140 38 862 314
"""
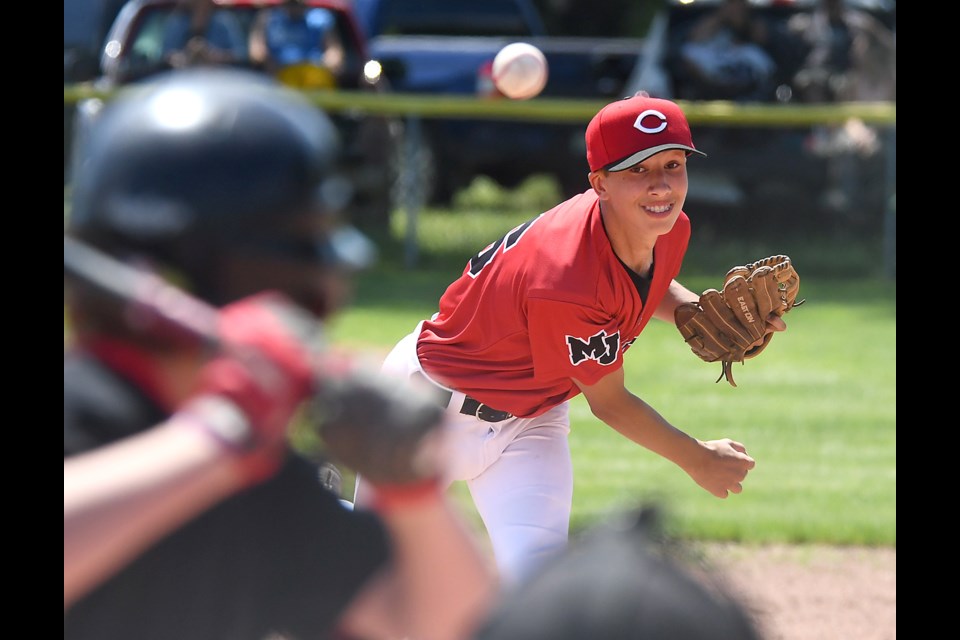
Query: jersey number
467 216 540 278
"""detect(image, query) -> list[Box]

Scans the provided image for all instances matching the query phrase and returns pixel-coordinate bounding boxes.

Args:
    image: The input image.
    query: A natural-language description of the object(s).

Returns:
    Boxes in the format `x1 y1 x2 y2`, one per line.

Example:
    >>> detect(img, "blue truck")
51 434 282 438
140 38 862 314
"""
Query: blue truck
352 0 648 204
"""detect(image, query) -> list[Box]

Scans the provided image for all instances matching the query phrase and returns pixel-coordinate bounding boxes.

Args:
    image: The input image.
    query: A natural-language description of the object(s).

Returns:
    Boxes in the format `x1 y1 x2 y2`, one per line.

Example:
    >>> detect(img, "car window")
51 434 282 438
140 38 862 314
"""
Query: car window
370 0 540 37
128 11 169 64
112 3 364 87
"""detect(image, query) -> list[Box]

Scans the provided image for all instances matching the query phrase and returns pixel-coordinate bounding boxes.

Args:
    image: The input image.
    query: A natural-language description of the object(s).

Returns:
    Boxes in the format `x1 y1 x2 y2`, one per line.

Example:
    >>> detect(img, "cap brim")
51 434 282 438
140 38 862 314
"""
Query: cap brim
606 144 706 172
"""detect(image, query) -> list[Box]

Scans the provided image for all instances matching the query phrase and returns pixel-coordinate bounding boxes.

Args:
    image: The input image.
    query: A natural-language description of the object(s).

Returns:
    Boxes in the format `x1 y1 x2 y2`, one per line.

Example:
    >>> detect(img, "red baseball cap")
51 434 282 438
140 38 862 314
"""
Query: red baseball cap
586 95 705 172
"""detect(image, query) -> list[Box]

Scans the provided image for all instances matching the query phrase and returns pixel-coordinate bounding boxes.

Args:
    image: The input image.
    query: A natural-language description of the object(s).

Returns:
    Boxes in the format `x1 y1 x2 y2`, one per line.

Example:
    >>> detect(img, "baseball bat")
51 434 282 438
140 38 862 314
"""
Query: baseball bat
64 234 221 347
64 235 447 481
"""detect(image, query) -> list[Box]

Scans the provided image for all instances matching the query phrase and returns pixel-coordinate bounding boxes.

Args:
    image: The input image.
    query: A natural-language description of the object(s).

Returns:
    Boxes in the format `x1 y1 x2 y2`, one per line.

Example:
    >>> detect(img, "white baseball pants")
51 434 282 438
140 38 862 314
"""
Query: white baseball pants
355 321 573 585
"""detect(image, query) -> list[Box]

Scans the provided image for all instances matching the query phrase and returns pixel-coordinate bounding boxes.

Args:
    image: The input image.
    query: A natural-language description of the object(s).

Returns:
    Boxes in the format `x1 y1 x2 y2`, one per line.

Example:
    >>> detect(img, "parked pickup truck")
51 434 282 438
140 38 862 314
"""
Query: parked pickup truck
353 0 650 204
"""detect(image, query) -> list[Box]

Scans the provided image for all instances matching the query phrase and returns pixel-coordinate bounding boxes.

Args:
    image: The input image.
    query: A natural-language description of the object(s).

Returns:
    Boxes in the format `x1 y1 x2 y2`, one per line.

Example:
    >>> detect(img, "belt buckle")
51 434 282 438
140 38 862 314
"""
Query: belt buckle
476 403 510 422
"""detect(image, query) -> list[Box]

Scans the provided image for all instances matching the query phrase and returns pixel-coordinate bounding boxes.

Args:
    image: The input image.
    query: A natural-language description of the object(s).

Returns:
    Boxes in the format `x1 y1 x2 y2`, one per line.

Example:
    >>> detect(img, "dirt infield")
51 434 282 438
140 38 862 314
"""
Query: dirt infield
699 544 896 640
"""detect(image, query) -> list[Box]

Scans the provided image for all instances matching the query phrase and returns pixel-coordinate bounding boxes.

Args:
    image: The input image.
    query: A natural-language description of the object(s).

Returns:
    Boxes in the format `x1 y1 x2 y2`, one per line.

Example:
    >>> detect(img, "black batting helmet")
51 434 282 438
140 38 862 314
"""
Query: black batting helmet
68 67 375 314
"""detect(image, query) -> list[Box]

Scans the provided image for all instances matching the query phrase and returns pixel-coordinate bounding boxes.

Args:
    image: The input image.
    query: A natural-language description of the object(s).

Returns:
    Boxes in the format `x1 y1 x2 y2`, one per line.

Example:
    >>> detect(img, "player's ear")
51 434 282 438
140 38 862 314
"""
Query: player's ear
588 170 607 197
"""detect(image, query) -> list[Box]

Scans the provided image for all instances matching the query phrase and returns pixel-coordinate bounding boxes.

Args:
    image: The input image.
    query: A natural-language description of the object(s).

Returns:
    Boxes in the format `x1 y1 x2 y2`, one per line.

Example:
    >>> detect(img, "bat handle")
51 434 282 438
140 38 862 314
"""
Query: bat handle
64 235 336 392
64 235 220 346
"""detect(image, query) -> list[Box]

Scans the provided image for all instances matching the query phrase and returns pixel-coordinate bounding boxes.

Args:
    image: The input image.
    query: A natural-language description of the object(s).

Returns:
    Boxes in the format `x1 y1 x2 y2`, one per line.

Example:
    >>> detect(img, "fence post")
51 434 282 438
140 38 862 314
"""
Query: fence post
401 115 423 268
882 126 896 279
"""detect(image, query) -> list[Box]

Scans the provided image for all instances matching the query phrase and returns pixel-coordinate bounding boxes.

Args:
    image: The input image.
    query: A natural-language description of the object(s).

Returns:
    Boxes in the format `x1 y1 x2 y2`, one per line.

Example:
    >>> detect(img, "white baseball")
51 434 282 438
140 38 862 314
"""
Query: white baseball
492 42 548 100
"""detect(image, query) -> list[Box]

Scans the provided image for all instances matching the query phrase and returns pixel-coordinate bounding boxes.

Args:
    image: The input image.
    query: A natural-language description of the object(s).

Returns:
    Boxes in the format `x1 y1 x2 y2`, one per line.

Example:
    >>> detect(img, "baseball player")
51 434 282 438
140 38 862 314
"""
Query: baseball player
355 94 788 585
64 68 495 640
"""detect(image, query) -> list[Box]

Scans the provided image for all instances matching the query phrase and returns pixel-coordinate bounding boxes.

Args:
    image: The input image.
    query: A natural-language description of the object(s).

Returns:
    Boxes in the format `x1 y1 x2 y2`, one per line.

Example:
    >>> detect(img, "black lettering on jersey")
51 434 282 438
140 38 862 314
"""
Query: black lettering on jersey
468 238 504 277
567 330 621 366
468 215 541 278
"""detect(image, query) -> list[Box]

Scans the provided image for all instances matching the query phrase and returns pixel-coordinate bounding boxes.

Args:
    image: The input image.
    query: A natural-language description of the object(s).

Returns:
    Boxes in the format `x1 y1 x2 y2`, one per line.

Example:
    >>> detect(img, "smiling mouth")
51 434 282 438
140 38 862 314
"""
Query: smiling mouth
644 203 673 214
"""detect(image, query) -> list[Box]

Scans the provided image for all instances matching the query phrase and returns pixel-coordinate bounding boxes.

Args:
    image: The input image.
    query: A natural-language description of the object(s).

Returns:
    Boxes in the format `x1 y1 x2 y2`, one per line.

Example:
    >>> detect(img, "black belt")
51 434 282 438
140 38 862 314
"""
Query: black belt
459 397 513 422
410 372 513 423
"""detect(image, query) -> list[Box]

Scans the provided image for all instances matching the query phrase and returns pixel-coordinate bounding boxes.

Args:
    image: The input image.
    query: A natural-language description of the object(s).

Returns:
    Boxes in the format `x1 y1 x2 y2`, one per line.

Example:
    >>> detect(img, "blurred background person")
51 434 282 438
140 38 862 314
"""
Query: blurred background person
677 0 776 101
787 0 896 104
161 0 248 69
249 0 346 89
786 0 896 215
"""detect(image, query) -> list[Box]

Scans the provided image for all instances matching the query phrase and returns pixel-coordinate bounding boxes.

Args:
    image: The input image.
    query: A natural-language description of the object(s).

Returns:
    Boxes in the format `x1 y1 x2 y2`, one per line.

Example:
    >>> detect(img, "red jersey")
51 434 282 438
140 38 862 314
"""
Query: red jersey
417 190 690 418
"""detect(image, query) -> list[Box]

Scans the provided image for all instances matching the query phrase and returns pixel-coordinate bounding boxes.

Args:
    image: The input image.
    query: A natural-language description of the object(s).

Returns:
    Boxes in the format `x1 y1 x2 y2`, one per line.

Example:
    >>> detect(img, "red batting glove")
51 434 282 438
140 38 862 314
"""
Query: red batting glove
185 292 318 485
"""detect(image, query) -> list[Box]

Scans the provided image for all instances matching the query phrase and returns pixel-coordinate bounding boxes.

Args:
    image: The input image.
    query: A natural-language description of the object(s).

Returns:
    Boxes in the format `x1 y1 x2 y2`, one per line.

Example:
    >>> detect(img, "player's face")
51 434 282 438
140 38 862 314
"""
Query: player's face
219 211 360 319
590 149 689 238
222 254 353 320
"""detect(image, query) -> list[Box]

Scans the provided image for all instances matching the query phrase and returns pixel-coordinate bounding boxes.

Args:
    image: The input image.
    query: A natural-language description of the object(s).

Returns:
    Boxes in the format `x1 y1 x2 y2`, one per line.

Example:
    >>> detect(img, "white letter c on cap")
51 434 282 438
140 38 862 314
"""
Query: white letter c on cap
633 110 667 134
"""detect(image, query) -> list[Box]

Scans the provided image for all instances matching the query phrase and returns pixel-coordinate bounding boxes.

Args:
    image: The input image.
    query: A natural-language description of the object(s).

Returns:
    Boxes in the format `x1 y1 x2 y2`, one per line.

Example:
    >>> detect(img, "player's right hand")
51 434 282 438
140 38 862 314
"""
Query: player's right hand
687 438 756 499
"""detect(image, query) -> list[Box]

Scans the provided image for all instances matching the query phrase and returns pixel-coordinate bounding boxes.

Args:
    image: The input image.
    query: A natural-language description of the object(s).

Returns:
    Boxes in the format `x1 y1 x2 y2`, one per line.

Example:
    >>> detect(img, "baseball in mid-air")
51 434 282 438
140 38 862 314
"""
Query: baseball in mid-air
492 42 548 100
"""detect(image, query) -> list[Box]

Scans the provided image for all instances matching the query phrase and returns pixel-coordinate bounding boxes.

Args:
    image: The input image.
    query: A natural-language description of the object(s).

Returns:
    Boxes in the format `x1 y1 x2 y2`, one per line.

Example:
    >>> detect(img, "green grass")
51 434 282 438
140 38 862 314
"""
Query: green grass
328 175 896 547
65 175 896 547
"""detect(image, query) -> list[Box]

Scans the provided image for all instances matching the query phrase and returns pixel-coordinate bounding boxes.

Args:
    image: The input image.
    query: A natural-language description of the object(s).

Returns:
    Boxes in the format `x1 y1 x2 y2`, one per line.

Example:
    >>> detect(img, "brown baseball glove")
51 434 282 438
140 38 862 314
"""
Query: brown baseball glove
674 255 804 387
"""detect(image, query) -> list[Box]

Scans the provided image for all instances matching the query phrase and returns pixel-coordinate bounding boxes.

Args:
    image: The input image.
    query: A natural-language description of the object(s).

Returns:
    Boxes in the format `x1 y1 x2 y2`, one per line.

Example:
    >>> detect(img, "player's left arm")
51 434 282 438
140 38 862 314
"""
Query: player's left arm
334 492 496 640
651 279 699 323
